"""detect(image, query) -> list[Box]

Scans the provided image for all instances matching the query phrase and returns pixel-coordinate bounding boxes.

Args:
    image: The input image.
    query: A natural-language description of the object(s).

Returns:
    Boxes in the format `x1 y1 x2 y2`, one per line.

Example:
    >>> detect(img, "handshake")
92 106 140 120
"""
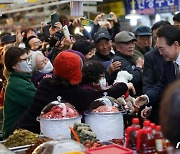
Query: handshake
134 95 152 119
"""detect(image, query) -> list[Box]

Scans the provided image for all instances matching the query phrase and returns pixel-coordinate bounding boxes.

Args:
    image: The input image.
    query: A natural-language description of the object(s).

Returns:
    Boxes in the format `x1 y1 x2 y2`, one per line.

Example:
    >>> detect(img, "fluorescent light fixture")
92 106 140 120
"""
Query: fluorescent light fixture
125 0 141 26
125 9 141 20
155 13 161 22
0 0 14 4
130 18 137 26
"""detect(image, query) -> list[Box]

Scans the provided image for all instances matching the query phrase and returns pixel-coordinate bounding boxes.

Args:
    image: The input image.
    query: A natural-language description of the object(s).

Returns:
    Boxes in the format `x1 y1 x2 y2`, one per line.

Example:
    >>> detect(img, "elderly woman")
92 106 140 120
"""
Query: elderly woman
31 51 53 87
12 51 128 134
2 47 36 139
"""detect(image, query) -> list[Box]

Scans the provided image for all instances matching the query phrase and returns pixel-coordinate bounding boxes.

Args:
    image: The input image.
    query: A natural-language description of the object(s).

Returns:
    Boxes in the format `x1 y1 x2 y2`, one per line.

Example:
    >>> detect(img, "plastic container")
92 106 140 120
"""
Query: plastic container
39 116 81 140
155 126 167 154
85 96 125 141
32 139 85 154
85 144 133 154
150 123 156 136
136 129 156 154
126 118 140 150
143 120 151 130
38 97 81 140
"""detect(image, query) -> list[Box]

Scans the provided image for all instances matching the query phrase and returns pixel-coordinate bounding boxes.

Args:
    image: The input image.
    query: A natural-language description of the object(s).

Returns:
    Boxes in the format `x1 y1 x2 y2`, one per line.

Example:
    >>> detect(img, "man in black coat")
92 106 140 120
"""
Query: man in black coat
143 20 171 93
113 31 144 96
142 21 171 123
135 25 180 112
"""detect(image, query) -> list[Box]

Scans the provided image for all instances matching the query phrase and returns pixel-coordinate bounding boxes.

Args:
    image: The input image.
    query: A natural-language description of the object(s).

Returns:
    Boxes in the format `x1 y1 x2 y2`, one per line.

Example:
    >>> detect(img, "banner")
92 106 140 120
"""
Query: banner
97 1 125 16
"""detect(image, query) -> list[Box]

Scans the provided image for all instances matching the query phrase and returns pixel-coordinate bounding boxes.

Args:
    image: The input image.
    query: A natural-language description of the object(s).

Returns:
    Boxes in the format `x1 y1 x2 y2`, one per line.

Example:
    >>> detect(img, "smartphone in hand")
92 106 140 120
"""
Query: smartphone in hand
50 13 59 28
103 14 112 21
42 25 50 42
63 25 70 38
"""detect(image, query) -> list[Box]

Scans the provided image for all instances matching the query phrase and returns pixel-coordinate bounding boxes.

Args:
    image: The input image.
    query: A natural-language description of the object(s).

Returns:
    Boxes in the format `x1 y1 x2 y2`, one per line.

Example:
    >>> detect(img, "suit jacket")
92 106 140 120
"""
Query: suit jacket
146 61 176 106
143 48 166 93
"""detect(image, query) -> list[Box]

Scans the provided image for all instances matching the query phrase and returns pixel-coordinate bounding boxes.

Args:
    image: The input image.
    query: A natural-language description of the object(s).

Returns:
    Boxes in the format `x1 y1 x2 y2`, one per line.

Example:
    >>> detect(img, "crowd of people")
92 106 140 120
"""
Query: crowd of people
0 11 180 150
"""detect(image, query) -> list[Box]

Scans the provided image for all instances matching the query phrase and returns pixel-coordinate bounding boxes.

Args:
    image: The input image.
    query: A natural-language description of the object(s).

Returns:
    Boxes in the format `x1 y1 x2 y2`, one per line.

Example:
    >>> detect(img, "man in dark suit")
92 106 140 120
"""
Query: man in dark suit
142 21 171 123
135 25 180 113
143 21 171 93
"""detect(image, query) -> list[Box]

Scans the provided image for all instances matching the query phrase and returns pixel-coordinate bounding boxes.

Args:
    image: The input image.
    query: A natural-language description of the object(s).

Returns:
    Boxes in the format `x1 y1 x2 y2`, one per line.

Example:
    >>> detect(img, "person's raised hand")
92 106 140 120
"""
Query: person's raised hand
134 95 148 108
126 82 136 95
141 106 152 119
109 12 118 23
94 13 105 25
107 61 121 75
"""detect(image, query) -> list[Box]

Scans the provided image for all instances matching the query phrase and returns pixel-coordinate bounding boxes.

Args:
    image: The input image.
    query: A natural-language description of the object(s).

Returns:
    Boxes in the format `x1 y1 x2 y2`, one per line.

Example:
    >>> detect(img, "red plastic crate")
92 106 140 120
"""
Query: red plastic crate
85 144 133 154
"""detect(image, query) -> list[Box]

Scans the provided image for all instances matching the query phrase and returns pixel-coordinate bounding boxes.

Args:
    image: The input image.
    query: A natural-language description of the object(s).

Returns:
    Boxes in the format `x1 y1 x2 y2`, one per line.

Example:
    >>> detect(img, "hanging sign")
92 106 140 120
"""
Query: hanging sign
127 0 179 15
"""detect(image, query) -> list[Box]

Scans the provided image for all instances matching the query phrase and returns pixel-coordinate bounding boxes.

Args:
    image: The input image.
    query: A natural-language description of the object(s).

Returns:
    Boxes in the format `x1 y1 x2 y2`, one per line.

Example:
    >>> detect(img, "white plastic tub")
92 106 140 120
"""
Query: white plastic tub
38 116 81 140
85 112 124 141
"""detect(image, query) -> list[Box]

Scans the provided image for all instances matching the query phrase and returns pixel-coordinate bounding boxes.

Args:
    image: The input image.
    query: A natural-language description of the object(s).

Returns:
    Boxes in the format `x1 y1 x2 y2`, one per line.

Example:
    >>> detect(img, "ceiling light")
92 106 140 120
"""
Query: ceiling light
125 0 141 26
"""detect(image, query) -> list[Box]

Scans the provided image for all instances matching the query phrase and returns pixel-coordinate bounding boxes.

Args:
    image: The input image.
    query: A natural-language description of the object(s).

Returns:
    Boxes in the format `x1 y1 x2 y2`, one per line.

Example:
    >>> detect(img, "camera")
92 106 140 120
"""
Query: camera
49 31 64 47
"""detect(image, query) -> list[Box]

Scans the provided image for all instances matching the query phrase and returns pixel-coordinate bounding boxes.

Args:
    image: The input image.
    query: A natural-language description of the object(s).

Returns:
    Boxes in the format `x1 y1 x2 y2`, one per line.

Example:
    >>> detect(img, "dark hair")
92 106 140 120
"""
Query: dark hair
82 60 106 84
72 39 95 56
22 28 36 38
25 35 37 49
22 28 36 43
157 25 180 46
50 74 72 88
173 12 180 22
4 47 29 72
160 80 180 147
151 20 171 32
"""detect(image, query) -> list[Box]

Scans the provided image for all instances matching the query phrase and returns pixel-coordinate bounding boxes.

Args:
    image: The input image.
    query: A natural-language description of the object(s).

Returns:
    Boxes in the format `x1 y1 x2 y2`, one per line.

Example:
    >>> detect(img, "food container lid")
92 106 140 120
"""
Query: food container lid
85 144 133 154
32 139 85 154
40 96 79 119
88 93 125 114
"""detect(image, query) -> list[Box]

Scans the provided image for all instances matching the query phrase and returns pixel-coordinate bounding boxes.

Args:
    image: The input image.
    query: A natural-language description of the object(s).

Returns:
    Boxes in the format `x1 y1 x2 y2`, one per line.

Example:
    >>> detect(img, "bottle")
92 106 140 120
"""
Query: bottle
137 128 157 154
151 123 156 136
126 118 140 150
165 139 174 154
155 126 167 154
143 120 151 130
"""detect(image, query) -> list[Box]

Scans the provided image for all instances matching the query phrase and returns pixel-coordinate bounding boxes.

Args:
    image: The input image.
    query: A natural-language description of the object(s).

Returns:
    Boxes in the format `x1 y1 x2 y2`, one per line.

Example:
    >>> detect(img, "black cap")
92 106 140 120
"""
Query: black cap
0 34 16 45
25 36 37 49
135 26 152 36
94 29 111 43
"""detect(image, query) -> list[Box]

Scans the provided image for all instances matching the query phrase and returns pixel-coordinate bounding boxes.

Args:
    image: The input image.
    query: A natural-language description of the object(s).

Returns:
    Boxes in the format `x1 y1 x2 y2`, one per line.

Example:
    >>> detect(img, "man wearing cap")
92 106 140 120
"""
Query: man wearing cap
132 25 153 65
113 31 144 96
0 34 16 47
91 28 121 84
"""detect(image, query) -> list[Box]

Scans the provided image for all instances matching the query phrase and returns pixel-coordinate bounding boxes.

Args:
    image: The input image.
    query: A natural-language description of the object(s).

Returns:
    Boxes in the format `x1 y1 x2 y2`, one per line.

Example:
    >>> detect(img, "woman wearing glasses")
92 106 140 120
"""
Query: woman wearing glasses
2 46 36 139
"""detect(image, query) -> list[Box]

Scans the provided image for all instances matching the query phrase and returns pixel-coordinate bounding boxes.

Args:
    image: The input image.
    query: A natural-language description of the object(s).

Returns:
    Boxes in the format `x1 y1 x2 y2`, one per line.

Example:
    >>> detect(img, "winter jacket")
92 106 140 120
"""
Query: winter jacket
12 77 128 134
2 71 36 139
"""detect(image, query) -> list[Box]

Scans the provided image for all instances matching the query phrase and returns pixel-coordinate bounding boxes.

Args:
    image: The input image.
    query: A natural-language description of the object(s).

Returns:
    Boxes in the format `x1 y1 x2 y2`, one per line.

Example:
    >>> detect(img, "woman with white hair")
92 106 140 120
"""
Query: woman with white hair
31 51 53 87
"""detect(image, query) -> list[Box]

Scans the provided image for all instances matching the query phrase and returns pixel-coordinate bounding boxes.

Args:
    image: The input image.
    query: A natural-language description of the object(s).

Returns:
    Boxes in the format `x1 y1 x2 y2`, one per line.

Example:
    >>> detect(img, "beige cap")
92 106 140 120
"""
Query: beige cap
115 31 136 43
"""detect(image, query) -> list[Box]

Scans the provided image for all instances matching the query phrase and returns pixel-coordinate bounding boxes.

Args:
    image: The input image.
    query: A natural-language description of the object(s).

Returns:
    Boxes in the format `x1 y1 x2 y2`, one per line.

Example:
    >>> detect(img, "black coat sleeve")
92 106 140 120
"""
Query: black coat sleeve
143 52 155 93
